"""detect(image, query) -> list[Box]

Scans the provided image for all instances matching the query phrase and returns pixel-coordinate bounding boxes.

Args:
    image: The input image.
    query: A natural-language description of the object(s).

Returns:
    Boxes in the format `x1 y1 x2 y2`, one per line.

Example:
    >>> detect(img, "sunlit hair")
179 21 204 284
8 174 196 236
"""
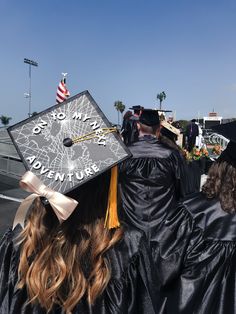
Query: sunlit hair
202 160 236 212
17 172 123 313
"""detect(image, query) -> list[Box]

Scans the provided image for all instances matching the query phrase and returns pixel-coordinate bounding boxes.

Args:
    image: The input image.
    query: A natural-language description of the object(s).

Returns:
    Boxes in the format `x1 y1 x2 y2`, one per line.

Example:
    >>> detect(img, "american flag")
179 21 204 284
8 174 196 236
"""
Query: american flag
56 78 70 103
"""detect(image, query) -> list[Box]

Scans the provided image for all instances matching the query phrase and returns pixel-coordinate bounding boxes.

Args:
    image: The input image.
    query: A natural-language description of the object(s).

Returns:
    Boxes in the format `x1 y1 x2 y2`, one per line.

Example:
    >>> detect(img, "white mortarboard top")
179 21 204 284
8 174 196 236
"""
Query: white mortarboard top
161 120 180 136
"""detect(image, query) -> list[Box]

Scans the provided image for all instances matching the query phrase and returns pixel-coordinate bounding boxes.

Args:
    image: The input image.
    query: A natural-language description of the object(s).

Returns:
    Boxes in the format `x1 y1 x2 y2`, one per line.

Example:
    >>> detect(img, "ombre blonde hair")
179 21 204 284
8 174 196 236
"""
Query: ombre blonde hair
17 172 123 313
202 160 236 212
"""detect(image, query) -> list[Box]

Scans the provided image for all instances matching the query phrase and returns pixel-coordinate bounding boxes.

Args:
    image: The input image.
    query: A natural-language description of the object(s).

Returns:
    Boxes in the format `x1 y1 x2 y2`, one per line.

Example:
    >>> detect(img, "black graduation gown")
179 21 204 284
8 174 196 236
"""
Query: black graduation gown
153 192 236 314
119 135 186 243
121 118 139 146
0 224 158 314
185 123 199 151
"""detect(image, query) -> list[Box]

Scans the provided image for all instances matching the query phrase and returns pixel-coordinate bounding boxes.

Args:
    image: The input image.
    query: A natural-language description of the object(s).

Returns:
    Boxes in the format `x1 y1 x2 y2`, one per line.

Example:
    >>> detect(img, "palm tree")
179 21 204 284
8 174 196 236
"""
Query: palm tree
157 91 166 110
0 115 12 127
114 101 126 125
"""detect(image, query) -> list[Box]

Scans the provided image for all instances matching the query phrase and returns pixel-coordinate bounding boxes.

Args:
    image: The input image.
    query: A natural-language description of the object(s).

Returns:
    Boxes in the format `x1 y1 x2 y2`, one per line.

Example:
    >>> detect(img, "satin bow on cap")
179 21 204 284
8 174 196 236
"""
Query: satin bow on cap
13 171 78 229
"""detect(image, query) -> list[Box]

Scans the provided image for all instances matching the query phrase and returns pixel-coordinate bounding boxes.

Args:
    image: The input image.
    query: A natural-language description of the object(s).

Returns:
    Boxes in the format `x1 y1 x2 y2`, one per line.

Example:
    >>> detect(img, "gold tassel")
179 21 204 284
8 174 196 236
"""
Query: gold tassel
104 166 120 229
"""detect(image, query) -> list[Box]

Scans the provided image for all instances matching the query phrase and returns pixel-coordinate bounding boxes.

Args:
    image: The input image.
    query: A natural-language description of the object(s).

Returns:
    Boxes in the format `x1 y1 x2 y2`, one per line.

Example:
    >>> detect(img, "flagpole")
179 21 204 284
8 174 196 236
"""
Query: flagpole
24 58 38 117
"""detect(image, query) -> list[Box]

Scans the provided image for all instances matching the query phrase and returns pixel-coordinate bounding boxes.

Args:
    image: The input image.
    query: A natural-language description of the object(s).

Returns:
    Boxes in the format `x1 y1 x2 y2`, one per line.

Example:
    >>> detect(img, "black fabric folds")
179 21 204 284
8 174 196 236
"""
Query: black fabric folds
183 160 202 194
153 192 236 314
119 136 187 243
0 225 158 314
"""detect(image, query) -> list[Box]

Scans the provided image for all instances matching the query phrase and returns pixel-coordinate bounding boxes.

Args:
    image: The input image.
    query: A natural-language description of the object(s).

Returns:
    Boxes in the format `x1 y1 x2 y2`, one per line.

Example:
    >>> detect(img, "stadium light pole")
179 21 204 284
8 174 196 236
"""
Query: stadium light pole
24 58 38 117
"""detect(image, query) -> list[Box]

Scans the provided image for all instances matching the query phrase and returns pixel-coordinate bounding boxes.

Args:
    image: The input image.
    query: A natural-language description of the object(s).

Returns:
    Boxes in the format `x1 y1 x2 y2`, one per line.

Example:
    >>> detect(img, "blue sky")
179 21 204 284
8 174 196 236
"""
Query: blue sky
1 0 236 125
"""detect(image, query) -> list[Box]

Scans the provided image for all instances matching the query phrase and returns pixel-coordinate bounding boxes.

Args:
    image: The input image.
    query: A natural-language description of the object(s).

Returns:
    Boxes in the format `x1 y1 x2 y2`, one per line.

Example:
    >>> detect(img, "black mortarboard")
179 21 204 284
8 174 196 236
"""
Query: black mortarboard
8 91 131 195
129 105 144 111
211 121 236 167
138 109 160 126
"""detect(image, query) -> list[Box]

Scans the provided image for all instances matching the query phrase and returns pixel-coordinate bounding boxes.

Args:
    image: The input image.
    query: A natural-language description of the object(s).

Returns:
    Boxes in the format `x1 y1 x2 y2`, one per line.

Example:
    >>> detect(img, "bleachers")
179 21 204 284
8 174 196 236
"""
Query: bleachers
0 128 25 178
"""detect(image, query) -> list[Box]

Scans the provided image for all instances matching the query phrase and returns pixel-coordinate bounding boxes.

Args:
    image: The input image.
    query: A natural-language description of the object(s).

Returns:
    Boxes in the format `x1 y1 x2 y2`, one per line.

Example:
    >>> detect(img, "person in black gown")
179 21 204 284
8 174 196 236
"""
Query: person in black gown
185 118 199 152
121 106 143 146
0 169 158 314
153 121 236 314
119 109 186 244
120 110 133 145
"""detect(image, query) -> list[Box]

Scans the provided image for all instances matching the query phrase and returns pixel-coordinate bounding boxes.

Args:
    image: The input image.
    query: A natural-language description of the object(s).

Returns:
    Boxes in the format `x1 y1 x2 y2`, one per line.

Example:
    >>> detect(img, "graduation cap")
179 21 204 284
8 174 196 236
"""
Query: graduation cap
138 109 160 126
8 91 131 228
129 105 144 111
160 120 180 142
211 121 236 167
161 120 180 136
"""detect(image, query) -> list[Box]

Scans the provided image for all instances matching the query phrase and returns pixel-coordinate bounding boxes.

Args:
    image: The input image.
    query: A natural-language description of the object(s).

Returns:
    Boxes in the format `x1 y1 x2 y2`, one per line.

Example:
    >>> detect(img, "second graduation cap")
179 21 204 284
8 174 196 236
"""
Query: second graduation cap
8 91 131 195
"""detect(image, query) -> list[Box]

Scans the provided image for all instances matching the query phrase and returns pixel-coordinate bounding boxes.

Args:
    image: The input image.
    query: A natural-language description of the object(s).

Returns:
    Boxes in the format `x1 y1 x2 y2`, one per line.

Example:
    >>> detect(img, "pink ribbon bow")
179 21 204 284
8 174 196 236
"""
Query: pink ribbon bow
13 171 78 229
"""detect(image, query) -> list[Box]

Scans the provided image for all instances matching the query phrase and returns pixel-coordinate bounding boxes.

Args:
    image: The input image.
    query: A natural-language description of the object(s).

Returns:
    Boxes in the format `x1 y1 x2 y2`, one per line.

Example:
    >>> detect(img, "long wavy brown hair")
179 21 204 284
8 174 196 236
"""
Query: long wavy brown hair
17 171 123 313
202 160 236 212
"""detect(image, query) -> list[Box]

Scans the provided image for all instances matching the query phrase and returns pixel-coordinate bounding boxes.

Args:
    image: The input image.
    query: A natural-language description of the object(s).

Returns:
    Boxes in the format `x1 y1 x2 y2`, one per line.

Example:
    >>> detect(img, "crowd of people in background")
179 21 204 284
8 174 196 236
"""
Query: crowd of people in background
121 108 205 153
119 108 236 313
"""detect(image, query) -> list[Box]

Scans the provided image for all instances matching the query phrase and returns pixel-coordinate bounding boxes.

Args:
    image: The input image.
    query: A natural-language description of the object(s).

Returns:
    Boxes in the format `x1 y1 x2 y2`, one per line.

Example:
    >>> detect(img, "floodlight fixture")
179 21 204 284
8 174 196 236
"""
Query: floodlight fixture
24 58 38 67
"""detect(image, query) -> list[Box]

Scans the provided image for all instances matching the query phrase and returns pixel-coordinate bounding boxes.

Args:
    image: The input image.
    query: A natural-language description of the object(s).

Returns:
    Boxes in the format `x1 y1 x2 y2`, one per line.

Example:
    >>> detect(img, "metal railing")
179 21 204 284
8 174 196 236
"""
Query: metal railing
0 131 25 178
0 154 25 178
208 133 229 149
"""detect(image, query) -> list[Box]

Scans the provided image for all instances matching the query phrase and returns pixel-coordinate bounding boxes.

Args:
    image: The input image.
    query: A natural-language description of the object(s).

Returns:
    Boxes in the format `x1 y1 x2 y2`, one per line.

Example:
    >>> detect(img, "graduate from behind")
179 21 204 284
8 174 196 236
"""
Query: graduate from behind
0 93 158 314
119 109 186 244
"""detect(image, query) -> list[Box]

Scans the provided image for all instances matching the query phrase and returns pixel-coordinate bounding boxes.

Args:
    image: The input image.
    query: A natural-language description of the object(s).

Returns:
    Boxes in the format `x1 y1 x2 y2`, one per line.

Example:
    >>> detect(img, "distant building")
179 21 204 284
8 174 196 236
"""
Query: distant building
203 112 222 129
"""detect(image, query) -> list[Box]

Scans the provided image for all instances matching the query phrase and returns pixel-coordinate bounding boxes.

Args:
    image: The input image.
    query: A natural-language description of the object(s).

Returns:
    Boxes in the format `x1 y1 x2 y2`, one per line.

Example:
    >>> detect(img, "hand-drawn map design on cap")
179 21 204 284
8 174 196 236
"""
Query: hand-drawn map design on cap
8 91 131 194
